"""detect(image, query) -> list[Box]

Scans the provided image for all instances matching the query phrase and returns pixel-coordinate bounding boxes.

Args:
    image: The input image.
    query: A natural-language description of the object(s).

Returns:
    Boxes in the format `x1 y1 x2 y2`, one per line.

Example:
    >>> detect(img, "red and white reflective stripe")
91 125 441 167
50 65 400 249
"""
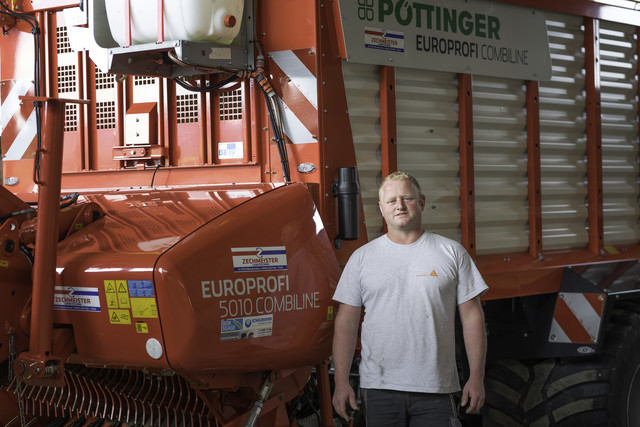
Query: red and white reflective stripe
549 292 605 344
270 50 318 109
1 78 37 160
270 50 318 144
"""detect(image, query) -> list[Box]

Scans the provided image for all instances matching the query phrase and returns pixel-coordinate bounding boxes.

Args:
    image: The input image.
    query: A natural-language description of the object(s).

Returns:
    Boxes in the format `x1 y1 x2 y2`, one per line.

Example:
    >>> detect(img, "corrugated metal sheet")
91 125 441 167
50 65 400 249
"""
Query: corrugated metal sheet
342 62 384 240
599 21 639 246
344 10 639 254
538 13 589 250
395 69 460 242
473 76 528 255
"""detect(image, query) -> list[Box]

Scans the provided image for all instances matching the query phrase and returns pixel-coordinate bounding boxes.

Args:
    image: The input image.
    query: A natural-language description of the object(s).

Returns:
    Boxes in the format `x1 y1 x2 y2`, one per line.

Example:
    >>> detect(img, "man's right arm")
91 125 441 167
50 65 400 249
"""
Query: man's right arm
331 302 362 421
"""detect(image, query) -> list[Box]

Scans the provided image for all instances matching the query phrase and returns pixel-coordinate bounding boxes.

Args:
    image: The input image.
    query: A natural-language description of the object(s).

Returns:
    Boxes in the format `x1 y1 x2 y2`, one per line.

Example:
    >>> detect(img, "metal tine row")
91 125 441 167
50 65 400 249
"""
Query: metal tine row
9 368 216 426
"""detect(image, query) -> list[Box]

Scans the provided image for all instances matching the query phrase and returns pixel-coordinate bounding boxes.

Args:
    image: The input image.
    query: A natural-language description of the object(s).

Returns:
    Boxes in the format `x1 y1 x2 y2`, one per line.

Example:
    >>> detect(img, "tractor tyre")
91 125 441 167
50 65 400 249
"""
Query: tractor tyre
482 302 640 426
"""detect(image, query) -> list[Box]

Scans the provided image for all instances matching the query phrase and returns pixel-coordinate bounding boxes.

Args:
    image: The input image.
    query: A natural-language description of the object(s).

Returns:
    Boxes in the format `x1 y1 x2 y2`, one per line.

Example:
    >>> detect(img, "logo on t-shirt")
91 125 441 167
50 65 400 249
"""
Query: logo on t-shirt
416 270 439 277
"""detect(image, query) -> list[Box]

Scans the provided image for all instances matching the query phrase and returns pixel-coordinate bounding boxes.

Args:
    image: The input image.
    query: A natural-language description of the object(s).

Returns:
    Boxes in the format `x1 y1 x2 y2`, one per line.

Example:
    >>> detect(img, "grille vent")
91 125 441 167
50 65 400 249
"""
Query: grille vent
56 26 72 54
219 89 242 121
177 93 198 124
96 101 116 130
134 75 156 86
64 104 78 132
95 66 115 90
58 65 76 93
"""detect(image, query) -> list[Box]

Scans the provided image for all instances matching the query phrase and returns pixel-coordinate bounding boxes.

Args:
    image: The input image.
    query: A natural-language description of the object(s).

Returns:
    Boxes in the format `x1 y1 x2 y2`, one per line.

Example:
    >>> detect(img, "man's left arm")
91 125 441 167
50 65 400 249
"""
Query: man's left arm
458 295 487 414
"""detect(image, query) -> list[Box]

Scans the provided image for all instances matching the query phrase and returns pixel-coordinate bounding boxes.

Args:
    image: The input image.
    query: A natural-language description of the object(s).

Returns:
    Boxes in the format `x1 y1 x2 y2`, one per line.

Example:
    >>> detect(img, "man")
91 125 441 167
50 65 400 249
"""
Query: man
332 171 488 426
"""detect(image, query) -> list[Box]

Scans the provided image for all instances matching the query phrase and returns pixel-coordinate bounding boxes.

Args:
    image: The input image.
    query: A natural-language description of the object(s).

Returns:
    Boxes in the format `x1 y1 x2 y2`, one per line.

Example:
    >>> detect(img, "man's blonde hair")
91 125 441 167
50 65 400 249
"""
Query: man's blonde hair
378 171 422 201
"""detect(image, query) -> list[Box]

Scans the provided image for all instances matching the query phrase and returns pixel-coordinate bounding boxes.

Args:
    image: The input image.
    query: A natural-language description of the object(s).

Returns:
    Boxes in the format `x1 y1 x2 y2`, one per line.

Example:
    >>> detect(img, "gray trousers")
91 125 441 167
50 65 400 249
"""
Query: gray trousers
361 388 461 427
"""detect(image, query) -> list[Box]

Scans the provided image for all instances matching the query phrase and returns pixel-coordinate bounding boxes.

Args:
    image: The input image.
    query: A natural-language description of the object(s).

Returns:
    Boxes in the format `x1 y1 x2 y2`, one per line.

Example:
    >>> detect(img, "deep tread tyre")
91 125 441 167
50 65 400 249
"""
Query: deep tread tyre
483 302 640 426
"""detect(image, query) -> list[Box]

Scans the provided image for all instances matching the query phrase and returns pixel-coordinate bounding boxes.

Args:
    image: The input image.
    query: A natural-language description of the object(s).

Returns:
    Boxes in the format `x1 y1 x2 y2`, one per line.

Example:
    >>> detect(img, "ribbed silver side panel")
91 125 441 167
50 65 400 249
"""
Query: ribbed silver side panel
343 11 639 253
539 13 588 250
599 21 639 247
395 69 460 242
342 62 384 240
473 76 528 254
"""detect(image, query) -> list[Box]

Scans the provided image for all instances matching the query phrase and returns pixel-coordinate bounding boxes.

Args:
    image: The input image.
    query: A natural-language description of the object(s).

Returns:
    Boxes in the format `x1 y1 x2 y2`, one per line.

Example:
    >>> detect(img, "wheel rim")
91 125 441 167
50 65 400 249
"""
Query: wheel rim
627 363 640 426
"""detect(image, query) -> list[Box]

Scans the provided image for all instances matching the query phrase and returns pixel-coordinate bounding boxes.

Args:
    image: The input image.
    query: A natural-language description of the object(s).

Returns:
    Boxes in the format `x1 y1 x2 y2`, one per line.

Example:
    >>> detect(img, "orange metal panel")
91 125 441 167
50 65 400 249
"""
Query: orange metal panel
316 0 369 262
482 268 565 300
458 74 476 257
153 184 340 373
258 0 317 53
584 18 604 256
526 81 542 258
380 66 397 179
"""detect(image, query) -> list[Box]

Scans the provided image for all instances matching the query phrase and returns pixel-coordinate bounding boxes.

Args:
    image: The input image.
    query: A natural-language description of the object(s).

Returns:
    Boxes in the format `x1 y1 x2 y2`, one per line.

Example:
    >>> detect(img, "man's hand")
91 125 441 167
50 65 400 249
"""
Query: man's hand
458 296 487 414
460 376 485 414
332 303 362 421
332 381 359 421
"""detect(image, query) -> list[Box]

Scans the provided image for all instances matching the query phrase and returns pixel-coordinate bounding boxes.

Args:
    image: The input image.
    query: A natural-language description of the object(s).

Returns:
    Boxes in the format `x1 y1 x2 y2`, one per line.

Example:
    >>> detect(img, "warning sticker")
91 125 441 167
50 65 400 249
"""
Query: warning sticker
104 280 119 308
0 260 8 267
221 314 273 341
116 280 130 308
131 298 158 318
232 247 287 272
54 286 101 312
136 322 149 333
128 280 155 297
109 309 131 324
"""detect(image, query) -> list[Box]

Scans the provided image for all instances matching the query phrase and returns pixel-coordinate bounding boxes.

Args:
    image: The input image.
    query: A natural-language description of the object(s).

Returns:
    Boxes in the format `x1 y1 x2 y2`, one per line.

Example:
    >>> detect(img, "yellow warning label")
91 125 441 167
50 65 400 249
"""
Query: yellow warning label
109 309 131 325
327 306 334 320
0 260 8 267
104 280 118 308
136 322 149 333
131 298 158 318
430 270 438 277
115 280 130 309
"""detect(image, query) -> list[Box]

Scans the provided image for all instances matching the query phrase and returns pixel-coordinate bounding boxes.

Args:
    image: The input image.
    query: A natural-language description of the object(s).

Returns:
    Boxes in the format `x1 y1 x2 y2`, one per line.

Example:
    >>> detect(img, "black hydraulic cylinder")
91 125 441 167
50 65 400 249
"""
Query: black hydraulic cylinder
333 167 360 241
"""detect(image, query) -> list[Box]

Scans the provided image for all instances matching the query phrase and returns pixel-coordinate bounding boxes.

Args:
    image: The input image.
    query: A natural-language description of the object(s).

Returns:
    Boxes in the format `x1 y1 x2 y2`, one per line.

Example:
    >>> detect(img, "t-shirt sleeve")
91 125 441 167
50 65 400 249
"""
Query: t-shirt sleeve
456 247 489 305
332 249 364 307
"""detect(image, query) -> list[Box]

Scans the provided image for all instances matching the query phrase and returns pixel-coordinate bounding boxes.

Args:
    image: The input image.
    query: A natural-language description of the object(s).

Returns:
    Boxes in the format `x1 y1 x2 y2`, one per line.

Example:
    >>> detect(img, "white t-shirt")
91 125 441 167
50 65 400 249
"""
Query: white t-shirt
333 232 488 393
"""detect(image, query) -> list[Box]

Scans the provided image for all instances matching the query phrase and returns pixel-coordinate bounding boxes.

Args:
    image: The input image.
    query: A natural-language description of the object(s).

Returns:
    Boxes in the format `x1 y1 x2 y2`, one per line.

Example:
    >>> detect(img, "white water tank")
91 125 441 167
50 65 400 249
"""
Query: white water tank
105 0 244 46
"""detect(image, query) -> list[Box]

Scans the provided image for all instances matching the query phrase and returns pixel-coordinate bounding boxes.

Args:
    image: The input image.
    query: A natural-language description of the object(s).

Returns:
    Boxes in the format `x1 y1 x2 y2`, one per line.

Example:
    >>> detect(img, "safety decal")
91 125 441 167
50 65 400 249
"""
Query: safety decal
135 322 149 333
549 292 605 344
104 279 131 309
109 309 131 325
54 286 101 312
327 306 334 320
131 298 158 318
220 314 273 341
104 280 158 324
268 50 318 144
364 27 405 53
116 280 131 308
0 260 8 267
129 280 158 318
1 78 37 161
232 246 288 272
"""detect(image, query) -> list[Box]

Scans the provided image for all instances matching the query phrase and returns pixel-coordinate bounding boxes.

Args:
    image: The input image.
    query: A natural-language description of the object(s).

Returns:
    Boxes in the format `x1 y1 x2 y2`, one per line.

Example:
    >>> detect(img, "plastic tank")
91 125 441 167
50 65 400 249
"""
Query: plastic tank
105 0 245 46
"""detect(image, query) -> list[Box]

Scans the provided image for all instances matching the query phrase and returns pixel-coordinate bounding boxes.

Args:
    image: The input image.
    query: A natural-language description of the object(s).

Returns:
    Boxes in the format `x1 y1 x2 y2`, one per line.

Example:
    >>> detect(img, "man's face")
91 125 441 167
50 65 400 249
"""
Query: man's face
378 179 425 233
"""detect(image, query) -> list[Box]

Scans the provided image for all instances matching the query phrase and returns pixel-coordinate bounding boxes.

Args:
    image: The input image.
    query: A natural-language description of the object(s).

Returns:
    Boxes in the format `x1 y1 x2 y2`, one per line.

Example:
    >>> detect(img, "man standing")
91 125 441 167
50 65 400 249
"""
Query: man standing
332 171 488 426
